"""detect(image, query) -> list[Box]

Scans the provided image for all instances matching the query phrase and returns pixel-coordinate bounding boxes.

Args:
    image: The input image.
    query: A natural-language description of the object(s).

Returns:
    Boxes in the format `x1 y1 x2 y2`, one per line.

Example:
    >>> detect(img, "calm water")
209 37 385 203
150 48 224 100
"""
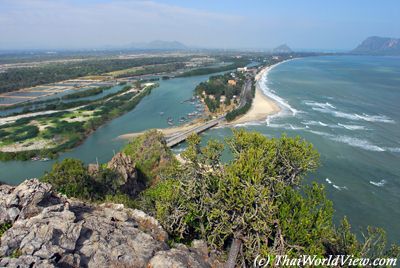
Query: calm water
1 56 399 242
0 73 212 183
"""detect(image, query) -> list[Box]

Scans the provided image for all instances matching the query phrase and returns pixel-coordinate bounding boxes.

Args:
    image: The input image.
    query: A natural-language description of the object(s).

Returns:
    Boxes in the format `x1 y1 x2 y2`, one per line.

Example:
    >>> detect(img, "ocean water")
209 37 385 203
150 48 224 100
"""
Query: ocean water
180 55 400 242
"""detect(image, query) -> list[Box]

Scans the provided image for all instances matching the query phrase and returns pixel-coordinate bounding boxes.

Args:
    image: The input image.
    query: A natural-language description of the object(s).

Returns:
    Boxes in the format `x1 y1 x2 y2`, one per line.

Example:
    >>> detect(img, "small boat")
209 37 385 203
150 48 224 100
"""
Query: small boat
40 157 50 162
168 121 174 126
159 112 164 116
31 156 40 161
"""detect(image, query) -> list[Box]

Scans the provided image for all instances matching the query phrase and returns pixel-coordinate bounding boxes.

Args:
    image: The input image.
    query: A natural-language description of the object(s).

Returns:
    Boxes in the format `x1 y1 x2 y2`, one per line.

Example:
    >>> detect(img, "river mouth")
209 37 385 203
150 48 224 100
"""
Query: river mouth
0 73 217 184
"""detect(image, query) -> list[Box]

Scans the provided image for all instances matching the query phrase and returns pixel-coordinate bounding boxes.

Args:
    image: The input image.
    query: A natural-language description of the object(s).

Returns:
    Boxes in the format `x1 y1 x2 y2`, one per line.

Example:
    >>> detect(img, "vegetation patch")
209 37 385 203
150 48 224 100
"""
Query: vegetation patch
0 83 157 160
123 130 178 183
0 222 12 237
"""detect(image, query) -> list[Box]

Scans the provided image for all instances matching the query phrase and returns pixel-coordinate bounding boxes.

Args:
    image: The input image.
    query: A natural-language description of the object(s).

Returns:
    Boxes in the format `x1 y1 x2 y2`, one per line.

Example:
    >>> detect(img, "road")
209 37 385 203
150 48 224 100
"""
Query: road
165 79 251 147
237 79 252 109
165 115 225 147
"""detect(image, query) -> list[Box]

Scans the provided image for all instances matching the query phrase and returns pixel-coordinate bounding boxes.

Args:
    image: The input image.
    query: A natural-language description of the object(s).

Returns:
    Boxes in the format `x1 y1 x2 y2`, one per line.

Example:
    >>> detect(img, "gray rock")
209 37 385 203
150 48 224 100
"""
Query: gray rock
107 152 144 197
0 179 216 267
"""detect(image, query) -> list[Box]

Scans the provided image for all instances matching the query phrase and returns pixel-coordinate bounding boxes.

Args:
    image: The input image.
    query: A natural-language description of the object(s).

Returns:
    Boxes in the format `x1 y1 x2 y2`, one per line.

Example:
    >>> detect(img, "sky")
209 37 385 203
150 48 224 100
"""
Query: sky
0 0 399 50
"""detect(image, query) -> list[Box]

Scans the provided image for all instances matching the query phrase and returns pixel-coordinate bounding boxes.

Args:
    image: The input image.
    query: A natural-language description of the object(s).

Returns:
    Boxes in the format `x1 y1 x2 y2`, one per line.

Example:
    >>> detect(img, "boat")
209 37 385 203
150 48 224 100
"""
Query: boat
31 156 40 161
159 112 164 116
39 157 50 162
167 121 174 126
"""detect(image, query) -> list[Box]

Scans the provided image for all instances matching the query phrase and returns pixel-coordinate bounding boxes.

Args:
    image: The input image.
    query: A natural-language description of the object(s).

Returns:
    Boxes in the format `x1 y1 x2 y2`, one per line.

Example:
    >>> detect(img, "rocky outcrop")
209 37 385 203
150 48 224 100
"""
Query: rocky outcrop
0 179 219 267
107 152 144 197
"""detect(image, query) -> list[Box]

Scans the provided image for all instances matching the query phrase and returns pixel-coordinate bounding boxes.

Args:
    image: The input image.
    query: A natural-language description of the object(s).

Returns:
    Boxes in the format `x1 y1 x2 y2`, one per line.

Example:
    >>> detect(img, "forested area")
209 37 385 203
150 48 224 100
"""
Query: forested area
0 56 186 93
195 72 244 112
0 84 157 161
115 62 185 78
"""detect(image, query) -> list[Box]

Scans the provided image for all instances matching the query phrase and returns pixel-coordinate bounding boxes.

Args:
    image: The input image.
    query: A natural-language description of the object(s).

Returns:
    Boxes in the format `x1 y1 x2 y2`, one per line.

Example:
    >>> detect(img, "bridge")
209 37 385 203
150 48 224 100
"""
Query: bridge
164 79 251 148
165 116 224 147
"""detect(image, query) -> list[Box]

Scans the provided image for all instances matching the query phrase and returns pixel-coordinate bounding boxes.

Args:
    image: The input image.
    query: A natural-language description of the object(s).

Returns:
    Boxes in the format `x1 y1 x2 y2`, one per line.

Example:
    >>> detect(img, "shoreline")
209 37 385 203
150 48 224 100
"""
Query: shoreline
224 61 289 125
119 60 292 141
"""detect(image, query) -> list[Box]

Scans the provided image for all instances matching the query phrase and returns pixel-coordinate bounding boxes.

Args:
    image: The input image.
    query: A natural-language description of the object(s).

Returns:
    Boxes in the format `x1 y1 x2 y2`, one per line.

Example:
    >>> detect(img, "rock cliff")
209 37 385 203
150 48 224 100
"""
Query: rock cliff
0 179 219 267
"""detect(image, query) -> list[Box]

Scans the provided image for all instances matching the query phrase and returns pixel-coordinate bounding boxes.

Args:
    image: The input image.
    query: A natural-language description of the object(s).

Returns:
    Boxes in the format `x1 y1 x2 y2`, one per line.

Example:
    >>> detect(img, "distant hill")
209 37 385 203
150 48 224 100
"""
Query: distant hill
272 44 292 53
129 40 187 50
352 36 400 55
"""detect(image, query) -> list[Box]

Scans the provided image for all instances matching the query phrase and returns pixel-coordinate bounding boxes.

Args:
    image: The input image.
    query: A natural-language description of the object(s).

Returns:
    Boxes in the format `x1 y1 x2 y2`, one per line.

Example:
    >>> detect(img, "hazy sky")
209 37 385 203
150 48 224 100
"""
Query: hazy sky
1 0 399 50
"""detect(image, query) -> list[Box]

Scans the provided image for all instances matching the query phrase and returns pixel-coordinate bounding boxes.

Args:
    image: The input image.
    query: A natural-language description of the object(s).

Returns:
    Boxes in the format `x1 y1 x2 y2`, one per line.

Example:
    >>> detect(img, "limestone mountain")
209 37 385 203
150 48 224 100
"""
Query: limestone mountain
272 44 292 53
352 36 400 55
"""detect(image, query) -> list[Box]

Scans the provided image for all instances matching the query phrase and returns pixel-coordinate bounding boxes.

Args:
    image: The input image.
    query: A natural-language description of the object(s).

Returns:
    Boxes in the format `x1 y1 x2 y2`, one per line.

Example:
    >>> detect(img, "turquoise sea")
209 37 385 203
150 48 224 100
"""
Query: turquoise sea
190 55 400 242
1 55 399 242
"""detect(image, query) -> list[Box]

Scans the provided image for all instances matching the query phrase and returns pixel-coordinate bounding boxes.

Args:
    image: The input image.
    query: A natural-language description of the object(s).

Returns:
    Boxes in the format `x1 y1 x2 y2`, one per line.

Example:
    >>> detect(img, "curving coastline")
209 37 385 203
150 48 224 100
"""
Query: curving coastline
226 60 291 125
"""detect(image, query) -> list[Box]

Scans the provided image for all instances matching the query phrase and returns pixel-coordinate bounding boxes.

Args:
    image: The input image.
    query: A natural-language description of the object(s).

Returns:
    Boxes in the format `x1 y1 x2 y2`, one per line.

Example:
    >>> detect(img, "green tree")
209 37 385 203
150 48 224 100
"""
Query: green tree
149 129 399 267
42 158 97 200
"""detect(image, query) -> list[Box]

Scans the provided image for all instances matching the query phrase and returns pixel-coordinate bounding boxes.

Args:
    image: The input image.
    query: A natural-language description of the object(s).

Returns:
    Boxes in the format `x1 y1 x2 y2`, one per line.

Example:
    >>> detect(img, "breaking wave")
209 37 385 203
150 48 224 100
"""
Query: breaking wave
267 122 307 130
369 179 386 187
307 131 386 152
330 136 385 152
333 185 348 191
302 120 340 129
325 177 347 190
310 106 394 124
304 100 336 109
385 147 400 153
337 123 367 130
259 68 299 116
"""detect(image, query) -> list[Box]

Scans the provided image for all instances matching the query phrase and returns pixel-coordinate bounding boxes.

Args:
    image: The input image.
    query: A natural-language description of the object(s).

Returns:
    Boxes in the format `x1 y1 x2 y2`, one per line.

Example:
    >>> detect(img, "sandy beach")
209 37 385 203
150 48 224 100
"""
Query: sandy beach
118 120 205 140
226 64 281 125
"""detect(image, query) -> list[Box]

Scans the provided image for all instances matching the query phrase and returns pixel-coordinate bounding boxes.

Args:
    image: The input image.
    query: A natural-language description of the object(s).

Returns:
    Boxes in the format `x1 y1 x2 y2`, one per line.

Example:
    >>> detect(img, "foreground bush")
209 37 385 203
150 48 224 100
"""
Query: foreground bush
144 129 399 267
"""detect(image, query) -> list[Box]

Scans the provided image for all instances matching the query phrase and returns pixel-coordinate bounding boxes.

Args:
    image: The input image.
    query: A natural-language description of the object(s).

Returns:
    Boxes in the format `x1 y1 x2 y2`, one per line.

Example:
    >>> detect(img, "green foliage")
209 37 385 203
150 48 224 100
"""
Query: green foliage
225 102 251 121
9 249 22 258
0 125 39 143
136 178 179 220
276 183 334 255
61 86 111 100
123 130 176 183
41 158 133 202
42 158 97 199
204 96 219 112
0 222 12 237
0 84 155 161
116 62 185 78
0 56 186 93
195 72 244 113
144 129 399 266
